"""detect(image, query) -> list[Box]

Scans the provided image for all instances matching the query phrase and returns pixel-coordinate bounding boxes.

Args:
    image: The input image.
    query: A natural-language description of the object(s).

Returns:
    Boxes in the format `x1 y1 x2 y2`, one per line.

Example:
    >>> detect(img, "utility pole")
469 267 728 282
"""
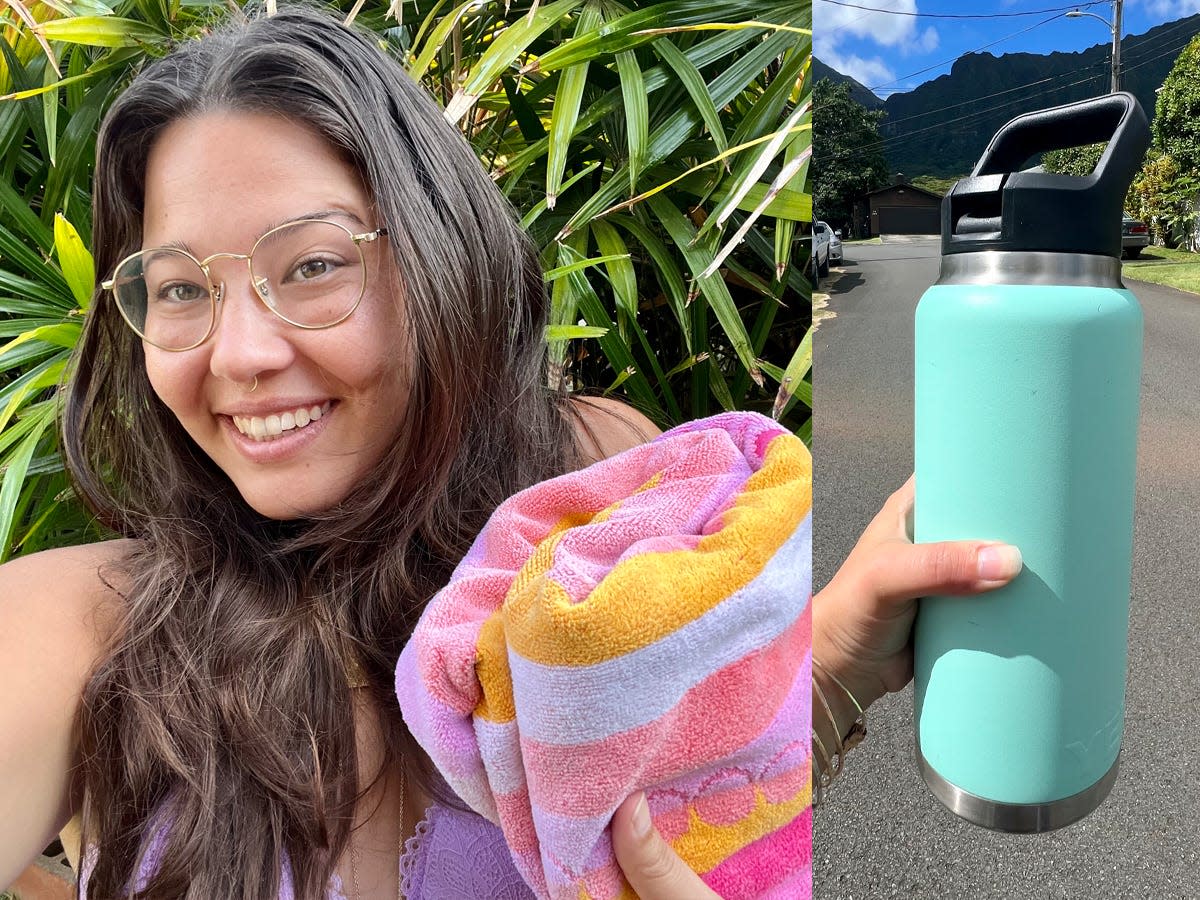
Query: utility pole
1067 0 1123 94
1111 0 1123 93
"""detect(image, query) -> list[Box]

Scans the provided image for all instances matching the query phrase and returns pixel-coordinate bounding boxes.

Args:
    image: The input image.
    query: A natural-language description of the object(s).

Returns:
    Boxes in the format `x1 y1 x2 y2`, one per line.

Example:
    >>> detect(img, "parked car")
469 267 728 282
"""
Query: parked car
827 223 843 265
1122 215 1149 259
810 220 831 283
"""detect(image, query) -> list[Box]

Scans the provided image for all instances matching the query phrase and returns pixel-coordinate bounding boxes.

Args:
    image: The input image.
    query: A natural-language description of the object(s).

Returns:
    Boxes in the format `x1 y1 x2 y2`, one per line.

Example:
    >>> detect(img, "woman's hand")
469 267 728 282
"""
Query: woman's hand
813 476 1023 725
611 793 721 899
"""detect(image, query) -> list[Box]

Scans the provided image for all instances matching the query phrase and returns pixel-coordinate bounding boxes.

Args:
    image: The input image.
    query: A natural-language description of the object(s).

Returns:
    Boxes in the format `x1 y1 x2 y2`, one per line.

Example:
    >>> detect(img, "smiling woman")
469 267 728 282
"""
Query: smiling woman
0 4 811 900
52 10 586 896
133 112 412 519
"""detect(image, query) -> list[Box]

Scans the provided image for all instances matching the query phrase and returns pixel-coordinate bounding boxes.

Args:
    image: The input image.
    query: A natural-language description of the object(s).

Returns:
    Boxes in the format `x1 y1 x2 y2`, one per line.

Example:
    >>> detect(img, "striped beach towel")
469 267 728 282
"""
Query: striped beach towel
396 411 812 899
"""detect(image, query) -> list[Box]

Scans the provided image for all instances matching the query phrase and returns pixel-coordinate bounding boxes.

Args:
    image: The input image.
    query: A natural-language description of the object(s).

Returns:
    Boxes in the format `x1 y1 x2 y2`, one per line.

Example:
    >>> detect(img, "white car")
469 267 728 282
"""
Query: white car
827 223 842 264
810 220 831 283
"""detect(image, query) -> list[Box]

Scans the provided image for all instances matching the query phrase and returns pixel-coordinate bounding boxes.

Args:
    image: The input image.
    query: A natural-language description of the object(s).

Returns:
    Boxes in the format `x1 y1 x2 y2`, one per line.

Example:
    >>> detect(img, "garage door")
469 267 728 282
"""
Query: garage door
876 206 940 235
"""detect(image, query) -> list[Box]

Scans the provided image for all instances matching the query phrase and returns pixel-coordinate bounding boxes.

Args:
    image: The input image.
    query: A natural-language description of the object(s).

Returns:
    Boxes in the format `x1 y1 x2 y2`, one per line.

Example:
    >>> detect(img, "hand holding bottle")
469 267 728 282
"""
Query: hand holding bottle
813 477 1022 742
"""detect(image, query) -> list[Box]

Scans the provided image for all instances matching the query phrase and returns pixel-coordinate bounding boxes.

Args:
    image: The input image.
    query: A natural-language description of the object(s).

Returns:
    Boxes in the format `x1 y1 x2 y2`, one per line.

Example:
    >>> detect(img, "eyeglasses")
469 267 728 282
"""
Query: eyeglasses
102 218 388 352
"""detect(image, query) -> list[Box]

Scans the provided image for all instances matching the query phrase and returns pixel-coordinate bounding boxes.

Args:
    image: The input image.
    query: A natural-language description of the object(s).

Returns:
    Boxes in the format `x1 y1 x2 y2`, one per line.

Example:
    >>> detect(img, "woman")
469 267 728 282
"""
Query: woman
0 7 733 898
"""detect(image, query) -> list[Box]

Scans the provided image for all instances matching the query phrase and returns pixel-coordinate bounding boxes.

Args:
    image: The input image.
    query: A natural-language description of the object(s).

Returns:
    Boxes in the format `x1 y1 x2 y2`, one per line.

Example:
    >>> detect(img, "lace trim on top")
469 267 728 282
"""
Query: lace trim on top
398 807 434 898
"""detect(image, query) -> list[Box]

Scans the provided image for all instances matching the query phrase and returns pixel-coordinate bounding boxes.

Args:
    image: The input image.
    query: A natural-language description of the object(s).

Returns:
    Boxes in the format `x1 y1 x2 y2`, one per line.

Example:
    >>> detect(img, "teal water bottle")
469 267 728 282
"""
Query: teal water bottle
913 93 1150 833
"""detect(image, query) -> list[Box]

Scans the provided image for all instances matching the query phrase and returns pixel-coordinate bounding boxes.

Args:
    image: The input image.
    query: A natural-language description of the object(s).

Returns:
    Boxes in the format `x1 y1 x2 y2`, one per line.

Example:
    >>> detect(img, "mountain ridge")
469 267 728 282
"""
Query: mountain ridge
812 57 883 110
816 14 1200 178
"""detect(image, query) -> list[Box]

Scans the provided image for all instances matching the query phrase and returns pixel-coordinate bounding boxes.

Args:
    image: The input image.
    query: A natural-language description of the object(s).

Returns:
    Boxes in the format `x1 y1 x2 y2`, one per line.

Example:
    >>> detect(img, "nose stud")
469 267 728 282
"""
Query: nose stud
247 375 259 393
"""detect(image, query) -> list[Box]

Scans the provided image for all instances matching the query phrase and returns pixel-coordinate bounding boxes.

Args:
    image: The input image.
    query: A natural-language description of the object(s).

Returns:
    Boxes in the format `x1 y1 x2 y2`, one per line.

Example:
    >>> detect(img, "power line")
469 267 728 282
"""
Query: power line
819 6 877 39
815 36 1200 168
1110 15 1200 67
813 10 1200 168
863 75 1066 128
821 13 1199 118
865 11 1073 93
859 22 1199 131
1119 31 1200 75
815 66 1116 165
816 64 1104 164
816 0 1106 19
830 6 1198 100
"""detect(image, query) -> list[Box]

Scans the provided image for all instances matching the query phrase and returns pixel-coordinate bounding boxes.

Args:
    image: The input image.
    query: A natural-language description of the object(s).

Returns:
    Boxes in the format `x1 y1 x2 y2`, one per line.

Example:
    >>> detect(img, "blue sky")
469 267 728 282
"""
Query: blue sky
813 0 1199 99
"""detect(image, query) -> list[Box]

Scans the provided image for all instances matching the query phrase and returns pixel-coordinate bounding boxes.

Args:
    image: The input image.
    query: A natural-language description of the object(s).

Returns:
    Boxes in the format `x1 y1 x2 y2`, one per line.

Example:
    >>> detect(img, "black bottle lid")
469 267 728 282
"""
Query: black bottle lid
942 92 1150 258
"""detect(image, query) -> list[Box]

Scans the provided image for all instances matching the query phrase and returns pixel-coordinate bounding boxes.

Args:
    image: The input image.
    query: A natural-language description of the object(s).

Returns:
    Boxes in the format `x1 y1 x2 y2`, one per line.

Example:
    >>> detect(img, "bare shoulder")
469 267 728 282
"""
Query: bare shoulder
569 396 663 464
1 539 131 630
0 539 132 879
0 539 131 689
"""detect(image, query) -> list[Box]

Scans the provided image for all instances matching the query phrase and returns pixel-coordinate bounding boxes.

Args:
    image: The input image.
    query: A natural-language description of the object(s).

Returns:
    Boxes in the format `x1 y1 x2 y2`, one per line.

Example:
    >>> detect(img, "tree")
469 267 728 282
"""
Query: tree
1042 141 1141 218
1041 142 1105 177
1127 33 1200 248
1130 151 1199 249
1154 34 1200 176
811 79 888 234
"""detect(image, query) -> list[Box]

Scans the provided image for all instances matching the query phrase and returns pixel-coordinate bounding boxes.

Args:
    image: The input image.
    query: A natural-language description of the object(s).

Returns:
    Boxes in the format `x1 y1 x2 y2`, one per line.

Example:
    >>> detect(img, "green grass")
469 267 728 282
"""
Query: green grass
1122 245 1200 294
844 236 882 245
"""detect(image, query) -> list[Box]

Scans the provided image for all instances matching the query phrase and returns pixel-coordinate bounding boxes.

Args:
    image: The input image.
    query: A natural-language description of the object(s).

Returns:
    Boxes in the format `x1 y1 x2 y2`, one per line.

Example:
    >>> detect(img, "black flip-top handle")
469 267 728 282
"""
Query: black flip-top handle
943 92 1151 258
972 92 1146 188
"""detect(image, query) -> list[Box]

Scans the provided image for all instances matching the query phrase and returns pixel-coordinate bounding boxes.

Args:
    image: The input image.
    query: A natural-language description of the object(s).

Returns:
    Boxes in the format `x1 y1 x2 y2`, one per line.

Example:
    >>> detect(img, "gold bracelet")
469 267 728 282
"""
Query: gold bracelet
810 658 867 805
814 658 867 752
811 674 843 779
810 678 837 807
811 727 832 806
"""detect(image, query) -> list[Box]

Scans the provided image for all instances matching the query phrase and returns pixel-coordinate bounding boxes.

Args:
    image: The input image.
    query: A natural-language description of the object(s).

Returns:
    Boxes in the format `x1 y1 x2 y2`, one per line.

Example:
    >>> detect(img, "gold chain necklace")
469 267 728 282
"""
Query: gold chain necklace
346 656 407 900
348 763 406 900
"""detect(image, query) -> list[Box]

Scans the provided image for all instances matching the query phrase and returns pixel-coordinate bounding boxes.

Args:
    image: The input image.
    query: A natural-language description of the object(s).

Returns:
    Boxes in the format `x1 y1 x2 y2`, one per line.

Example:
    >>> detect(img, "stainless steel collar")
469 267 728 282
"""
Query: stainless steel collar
937 251 1124 288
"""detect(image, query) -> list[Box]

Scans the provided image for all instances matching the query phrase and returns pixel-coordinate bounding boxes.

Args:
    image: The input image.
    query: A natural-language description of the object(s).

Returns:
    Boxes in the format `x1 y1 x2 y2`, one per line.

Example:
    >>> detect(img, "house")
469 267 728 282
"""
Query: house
855 179 943 237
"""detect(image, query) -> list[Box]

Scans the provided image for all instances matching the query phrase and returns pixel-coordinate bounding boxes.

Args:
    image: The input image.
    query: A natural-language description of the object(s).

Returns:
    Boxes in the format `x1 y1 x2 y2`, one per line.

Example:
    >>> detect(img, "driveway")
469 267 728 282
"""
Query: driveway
813 240 1200 898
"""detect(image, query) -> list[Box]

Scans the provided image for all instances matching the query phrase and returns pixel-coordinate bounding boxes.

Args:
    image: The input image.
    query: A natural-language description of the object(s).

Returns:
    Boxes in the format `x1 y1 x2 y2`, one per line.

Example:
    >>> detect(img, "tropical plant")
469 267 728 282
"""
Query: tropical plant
1042 142 1105 178
0 0 811 562
1042 141 1141 219
1137 159 1200 251
1134 39 1200 252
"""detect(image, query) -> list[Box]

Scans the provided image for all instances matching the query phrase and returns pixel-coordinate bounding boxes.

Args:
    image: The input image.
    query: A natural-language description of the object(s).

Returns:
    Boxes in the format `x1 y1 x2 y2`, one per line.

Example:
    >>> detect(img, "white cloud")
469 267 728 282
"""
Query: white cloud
814 0 921 49
813 0 940 90
819 50 897 89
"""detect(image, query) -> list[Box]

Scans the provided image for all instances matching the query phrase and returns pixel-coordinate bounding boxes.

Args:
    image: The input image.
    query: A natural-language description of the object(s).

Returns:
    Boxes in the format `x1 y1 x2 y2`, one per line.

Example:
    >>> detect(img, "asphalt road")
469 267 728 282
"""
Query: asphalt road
812 237 1200 899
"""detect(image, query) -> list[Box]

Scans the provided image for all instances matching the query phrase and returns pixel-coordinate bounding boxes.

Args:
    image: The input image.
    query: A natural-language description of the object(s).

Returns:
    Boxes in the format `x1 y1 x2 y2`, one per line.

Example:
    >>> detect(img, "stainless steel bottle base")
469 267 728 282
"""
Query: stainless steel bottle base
916 748 1120 833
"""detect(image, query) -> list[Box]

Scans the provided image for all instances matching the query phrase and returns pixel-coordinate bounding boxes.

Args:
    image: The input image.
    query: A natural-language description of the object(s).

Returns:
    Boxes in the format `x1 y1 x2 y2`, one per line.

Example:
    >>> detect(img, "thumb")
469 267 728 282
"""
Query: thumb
869 539 1023 605
611 793 720 899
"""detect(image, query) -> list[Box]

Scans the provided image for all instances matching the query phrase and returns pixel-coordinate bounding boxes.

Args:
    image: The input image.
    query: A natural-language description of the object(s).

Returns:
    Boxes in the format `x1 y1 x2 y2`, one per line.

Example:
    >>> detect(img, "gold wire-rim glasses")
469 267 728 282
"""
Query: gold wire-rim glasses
101 218 389 352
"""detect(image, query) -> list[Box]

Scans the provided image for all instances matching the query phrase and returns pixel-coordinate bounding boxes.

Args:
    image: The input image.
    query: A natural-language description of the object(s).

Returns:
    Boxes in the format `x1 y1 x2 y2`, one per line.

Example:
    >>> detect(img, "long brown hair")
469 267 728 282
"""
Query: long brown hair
62 7 578 897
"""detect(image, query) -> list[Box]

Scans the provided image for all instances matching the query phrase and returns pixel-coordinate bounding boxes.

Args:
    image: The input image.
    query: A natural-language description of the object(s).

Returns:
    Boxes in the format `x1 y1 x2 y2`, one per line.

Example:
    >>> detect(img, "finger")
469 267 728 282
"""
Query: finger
611 793 720 900
860 476 914 544
892 474 915 507
863 539 1023 605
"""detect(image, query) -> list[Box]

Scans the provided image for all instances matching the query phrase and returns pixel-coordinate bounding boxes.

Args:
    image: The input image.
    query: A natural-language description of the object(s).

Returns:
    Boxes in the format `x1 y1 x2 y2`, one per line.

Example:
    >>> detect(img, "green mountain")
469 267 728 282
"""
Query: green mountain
818 14 1200 179
812 57 883 110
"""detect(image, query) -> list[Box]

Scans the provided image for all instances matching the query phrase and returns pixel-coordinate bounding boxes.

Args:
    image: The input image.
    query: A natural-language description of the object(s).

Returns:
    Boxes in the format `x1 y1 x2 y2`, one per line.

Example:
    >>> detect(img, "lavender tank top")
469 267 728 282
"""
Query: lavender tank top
398 804 535 900
81 803 534 899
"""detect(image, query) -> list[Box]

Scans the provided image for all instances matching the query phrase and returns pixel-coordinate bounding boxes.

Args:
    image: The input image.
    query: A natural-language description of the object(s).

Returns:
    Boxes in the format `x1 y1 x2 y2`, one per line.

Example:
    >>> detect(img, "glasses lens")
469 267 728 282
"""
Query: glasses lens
250 221 366 327
112 249 214 350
